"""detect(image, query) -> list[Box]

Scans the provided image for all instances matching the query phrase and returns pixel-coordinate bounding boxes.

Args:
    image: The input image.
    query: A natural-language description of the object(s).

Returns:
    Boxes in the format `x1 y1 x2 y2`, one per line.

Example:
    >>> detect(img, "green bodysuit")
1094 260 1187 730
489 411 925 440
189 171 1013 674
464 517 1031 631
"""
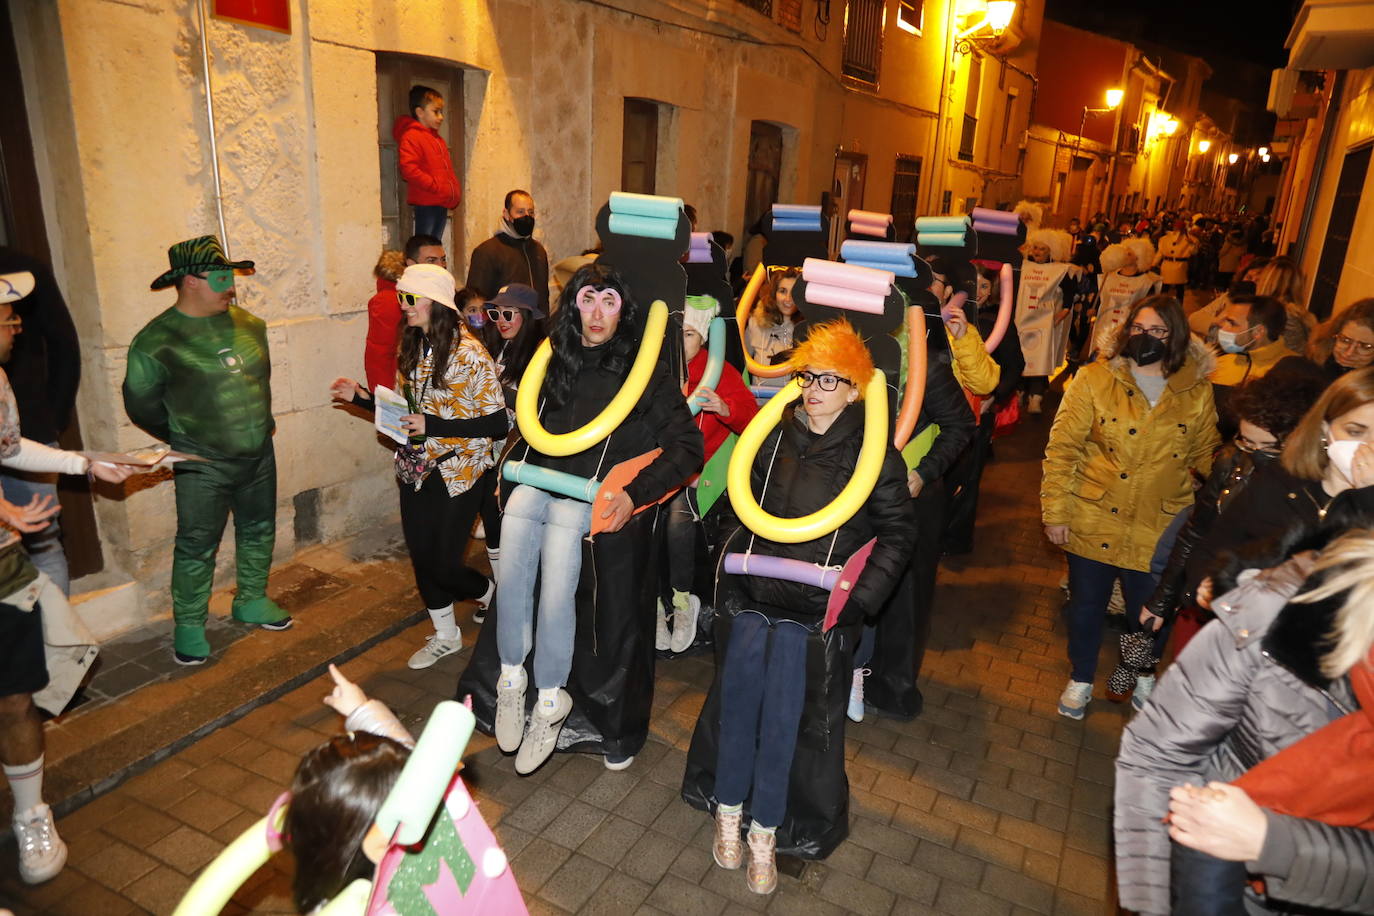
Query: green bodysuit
123 304 286 657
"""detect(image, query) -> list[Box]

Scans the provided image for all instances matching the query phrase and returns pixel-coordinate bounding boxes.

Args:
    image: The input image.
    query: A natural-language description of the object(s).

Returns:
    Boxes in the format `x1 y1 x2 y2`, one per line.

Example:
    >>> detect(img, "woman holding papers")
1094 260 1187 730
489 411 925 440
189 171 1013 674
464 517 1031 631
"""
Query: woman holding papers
330 263 507 670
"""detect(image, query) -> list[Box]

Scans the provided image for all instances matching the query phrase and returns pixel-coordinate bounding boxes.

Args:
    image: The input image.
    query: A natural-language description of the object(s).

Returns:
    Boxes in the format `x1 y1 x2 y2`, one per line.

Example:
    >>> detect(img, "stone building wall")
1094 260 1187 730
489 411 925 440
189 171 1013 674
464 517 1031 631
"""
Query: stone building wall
14 0 976 638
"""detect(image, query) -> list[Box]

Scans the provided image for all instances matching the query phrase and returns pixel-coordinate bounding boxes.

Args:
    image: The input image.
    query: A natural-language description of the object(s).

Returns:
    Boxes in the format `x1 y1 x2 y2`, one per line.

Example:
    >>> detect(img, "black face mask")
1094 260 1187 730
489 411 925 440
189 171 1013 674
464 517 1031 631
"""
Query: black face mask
1123 332 1167 366
512 215 536 237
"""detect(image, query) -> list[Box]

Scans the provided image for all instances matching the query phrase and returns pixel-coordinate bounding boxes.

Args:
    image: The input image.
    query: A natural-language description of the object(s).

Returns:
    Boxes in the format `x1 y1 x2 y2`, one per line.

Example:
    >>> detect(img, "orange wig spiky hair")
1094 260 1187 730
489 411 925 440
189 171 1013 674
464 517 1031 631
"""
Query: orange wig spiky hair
789 318 875 396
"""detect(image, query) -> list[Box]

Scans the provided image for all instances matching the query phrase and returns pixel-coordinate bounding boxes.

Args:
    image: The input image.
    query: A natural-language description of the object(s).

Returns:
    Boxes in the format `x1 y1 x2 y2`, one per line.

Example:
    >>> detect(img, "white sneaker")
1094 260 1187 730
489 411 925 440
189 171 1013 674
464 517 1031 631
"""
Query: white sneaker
1131 675 1157 711
1058 680 1092 720
655 598 671 652
515 689 572 775
14 804 66 885
669 592 700 654
407 633 462 670
495 666 527 753
1028 394 1044 415
847 668 869 723
472 578 496 625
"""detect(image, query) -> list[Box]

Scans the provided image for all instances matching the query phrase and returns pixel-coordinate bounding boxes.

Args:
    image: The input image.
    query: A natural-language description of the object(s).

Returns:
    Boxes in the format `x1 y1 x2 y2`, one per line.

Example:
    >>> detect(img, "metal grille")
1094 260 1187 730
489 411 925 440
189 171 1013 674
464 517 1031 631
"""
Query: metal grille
777 0 802 31
890 156 921 242
843 0 883 86
739 0 773 15
958 114 977 161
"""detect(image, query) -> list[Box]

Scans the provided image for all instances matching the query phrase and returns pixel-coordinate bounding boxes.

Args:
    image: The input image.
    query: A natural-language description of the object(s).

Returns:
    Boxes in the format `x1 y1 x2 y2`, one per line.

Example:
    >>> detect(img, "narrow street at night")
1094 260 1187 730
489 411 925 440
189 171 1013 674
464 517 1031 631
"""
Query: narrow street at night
0 408 1130 915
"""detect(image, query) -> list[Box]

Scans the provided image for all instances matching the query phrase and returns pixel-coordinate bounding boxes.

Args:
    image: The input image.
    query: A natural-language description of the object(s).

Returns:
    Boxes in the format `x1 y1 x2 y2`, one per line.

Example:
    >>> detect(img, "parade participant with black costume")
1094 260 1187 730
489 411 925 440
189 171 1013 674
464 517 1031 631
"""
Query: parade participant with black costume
684 319 913 886
458 263 702 773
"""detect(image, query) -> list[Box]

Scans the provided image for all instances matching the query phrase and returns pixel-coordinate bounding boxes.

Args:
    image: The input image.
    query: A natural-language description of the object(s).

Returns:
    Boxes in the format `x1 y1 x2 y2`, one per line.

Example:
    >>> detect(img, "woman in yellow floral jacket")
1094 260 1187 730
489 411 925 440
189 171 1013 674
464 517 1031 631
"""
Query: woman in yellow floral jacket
1041 295 1218 720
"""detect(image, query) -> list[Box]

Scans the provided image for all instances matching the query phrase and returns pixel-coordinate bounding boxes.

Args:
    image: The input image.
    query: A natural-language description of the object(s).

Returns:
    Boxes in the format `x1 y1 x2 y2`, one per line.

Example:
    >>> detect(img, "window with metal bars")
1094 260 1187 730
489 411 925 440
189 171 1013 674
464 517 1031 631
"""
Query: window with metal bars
842 0 884 87
890 156 922 242
739 0 773 15
777 0 802 31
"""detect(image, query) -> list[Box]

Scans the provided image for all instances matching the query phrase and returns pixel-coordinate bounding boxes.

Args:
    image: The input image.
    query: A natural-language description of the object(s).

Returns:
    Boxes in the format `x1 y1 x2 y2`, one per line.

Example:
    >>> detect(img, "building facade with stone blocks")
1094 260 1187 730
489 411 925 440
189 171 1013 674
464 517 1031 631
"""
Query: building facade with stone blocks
3 0 1044 638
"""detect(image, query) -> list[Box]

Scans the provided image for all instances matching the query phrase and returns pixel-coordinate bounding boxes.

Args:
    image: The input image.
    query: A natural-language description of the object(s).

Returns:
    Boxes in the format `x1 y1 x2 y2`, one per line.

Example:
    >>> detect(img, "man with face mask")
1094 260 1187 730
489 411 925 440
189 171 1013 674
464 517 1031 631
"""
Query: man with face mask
123 237 291 664
467 189 551 314
1209 295 1297 437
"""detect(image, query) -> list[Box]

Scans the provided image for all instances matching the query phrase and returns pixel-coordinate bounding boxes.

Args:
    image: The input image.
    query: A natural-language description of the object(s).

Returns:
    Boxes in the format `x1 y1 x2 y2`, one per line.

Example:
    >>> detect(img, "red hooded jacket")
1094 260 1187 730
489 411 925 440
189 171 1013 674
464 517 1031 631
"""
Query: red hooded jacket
392 116 461 209
686 349 758 461
364 275 402 392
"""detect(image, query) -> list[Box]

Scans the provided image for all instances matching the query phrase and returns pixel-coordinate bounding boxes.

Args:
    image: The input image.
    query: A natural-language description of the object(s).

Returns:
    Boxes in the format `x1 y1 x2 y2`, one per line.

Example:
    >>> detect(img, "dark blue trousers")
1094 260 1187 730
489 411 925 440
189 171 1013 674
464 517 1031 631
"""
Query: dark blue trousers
1171 842 1248 916
413 205 447 239
1065 553 1157 683
715 611 810 828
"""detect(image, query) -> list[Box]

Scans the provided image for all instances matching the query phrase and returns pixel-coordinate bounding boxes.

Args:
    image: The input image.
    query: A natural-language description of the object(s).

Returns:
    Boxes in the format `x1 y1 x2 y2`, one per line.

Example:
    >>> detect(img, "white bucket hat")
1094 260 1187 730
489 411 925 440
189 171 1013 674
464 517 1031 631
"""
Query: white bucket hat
396 263 457 311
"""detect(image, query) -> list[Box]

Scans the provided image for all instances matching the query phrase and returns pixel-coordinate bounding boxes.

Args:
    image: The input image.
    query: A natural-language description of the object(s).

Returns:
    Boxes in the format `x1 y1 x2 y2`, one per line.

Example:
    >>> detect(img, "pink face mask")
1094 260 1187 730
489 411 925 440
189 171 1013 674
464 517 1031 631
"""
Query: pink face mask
575 286 622 314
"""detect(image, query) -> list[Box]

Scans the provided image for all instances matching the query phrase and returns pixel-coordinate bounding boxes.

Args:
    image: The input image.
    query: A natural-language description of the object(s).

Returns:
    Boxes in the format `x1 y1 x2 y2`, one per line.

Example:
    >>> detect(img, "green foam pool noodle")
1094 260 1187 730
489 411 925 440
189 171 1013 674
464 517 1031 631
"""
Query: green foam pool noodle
374 701 474 846
609 191 684 220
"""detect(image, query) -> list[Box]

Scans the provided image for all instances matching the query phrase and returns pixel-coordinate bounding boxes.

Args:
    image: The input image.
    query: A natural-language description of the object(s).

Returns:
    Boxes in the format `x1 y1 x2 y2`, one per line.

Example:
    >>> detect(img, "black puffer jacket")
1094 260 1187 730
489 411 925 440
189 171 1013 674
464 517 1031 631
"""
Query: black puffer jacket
716 402 915 625
912 343 975 484
517 346 703 509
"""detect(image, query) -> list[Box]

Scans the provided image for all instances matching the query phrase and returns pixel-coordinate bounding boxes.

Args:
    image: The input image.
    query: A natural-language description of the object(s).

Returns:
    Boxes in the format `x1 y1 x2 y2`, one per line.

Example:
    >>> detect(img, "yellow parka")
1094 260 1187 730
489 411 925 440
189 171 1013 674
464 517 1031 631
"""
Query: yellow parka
1041 343 1220 572
947 324 1001 397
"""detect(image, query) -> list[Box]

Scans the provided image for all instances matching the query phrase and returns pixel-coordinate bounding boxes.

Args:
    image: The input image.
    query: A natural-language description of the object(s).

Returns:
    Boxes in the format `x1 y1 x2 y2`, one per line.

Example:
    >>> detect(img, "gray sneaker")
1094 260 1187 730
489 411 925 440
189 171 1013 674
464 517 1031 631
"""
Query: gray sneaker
669 593 700 654
655 598 671 652
407 634 462 670
514 689 572 775
495 668 528 754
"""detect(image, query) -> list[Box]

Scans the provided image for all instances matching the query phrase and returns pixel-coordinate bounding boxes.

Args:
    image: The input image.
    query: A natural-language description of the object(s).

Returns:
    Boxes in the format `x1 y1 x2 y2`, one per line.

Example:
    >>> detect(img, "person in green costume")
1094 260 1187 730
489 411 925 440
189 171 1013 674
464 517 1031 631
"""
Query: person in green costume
123 236 291 664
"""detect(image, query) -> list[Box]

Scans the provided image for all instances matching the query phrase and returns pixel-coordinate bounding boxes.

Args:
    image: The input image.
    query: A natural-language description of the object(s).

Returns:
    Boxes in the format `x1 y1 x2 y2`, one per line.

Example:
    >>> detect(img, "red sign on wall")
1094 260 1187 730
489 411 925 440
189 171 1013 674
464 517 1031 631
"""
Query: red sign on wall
212 0 290 34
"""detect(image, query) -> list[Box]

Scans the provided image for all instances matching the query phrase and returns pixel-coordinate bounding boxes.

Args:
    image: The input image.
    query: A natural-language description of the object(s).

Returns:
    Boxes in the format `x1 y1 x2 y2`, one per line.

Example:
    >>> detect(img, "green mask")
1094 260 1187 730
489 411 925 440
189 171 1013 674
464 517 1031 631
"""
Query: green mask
204 269 235 293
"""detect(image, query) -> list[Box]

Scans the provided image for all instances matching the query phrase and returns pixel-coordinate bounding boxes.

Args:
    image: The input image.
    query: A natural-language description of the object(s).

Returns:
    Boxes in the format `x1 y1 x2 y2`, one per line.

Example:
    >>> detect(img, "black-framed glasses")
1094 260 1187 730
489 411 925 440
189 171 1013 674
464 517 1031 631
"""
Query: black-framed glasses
397 291 420 307
1335 334 1374 355
793 370 852 391
1128 323 1170 340
487 308 521 322
1235 434 1282 457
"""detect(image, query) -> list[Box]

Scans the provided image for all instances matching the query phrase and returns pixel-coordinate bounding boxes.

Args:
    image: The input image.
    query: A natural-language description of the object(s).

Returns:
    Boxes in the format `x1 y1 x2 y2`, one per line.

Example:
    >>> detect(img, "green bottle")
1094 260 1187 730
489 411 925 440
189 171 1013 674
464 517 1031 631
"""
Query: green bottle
402 382 427 444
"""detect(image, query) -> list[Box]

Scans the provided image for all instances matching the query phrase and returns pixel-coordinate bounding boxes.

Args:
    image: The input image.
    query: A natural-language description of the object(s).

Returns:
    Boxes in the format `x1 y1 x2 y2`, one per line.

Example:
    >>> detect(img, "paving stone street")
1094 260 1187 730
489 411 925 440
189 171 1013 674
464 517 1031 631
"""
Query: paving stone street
0 405 1133 915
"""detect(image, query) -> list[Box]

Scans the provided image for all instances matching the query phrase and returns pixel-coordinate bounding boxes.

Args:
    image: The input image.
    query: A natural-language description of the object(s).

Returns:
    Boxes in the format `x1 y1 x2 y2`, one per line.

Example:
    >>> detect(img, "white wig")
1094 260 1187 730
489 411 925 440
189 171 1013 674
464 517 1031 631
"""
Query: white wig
1013 200 1044 230
1024 229 1072 264
1101 239 1156 274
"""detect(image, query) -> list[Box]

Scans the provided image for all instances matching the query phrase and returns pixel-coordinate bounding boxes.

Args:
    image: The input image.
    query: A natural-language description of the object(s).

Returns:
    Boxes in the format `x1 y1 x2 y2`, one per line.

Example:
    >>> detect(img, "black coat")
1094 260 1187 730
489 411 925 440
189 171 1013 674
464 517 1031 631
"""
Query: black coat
1145 445 1273 623
714 402 915 625
684 401 913 860
0 248 81 442
912 342 975 485
467 233 550 313
979 303 1025 406
1181 463 1373 605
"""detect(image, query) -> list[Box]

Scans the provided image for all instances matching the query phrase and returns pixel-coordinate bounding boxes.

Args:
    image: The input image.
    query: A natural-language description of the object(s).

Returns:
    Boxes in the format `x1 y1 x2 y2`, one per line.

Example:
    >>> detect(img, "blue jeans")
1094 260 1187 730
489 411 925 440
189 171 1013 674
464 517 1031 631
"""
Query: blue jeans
715 611 811 828
413 205 447 239
1065 553 1158 683
2 442 69 596
495 484 592 690
1171 842 1248 915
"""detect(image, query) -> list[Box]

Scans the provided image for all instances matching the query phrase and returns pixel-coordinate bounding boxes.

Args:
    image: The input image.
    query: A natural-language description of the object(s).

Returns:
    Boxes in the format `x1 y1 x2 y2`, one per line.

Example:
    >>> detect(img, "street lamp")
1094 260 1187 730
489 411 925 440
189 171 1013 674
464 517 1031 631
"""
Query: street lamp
987 1 1016 34
1105 88 1124 110
1198 139 1211 153
1228 153 1240 164
1077 88 1122 144
1258 146 1269 157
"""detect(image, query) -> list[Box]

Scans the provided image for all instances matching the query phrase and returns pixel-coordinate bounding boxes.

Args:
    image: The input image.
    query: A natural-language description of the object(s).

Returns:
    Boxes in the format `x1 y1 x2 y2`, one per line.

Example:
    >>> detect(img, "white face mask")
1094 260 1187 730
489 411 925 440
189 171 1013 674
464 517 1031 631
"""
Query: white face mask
1326 434 1362 482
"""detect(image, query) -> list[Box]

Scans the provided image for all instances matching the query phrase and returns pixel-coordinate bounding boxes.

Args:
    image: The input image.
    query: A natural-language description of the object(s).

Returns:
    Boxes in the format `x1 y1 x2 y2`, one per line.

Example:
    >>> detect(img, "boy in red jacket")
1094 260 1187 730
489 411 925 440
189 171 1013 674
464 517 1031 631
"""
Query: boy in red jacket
658 296 759 653
393 85 462 239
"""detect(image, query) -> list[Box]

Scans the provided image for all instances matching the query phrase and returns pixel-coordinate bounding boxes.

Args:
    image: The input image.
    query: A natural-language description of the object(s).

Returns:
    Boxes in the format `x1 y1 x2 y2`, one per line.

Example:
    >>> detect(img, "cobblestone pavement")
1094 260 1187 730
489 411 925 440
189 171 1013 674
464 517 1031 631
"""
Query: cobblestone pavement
1 404 1132 915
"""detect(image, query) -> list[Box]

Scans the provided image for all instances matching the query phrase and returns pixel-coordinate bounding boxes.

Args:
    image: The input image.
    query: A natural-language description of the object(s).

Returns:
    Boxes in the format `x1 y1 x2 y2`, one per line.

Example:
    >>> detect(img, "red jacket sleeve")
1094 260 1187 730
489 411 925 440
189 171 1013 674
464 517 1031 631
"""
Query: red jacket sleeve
715 364 759 434
364 291 403 392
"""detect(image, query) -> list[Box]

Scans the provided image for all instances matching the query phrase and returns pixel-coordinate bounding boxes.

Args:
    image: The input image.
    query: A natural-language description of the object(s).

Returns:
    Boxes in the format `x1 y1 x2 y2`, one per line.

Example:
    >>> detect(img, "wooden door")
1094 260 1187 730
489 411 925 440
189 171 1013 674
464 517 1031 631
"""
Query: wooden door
376 55 464 255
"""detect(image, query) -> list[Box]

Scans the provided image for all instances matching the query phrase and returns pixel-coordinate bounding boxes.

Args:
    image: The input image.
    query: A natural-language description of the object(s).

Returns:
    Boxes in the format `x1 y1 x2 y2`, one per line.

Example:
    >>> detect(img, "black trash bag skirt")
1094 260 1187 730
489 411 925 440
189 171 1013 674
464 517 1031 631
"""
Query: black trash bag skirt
456 506 662 761
680 610 862 860
865 482 944 718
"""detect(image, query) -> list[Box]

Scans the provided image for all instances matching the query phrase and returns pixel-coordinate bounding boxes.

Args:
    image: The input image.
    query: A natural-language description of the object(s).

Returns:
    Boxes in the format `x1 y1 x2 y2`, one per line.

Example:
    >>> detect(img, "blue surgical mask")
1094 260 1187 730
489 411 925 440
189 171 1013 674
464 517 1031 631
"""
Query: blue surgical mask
1215 329 1246 354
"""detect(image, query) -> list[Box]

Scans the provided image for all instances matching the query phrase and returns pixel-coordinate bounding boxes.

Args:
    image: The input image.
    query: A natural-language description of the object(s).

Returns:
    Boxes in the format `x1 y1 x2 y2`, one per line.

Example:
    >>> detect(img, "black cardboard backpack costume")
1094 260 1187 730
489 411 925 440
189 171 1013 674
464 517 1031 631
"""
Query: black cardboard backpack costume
456 196 702 760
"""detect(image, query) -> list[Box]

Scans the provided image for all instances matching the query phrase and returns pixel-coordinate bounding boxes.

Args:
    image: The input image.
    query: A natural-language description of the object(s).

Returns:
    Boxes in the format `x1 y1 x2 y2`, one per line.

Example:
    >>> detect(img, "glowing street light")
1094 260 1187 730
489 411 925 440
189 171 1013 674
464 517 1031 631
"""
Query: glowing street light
987 1 1017 34
1228 153 1240 164
1198 139 1212 153
1105 88 1124 110
1258 146 1269 157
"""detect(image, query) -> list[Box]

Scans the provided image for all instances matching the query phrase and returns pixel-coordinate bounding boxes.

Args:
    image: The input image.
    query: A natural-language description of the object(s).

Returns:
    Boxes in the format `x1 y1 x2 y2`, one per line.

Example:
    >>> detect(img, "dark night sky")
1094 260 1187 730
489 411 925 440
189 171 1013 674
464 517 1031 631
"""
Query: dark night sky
1044 0 1300 105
